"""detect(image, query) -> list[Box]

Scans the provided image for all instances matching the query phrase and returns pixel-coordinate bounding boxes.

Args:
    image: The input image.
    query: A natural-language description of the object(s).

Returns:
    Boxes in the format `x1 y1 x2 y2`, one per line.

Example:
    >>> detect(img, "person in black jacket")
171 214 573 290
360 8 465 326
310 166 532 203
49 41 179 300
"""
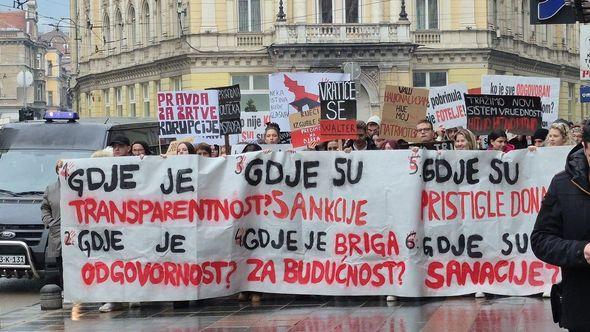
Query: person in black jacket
531 123 590 331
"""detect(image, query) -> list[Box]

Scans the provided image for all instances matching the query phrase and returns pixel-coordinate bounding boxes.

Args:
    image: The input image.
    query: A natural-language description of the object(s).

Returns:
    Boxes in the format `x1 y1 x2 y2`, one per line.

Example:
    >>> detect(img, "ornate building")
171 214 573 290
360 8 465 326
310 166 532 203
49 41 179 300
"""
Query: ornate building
40 28 72 111
0 1 47 120
71 0 585 123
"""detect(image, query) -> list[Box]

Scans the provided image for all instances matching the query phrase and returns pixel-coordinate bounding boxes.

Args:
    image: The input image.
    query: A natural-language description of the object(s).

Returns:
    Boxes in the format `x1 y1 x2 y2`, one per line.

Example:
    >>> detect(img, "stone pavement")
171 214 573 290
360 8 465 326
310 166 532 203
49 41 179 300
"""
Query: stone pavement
0 295 564 332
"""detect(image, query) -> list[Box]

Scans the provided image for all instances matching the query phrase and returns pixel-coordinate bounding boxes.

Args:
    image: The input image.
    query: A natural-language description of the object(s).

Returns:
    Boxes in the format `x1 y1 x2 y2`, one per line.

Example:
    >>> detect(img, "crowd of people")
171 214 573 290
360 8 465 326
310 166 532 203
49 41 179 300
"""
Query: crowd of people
129 115 583 157
41 116 588 314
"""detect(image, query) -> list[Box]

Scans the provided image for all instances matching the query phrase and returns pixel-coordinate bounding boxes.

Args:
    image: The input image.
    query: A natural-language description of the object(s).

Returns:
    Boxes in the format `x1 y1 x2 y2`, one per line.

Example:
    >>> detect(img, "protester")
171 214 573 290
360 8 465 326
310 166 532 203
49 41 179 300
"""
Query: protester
177 142 196 155
416 119 436 143
546 122 573 147
372 134 386 150
243 143 262 152
532 129 549 147
326 140 339 151
195 143 212 157
211 144 220 157
488 130 514 152
100 135 132 313
453 128 477 150
509 135 528 150
220 145 229 156
571 125 583 145
109 135 131 157
264 122 281 144
344 121 377 151
91 148 113 158
366 115 381 137
531 123 590 330
41 160 63 287
383 140 399 150
131 141 151 157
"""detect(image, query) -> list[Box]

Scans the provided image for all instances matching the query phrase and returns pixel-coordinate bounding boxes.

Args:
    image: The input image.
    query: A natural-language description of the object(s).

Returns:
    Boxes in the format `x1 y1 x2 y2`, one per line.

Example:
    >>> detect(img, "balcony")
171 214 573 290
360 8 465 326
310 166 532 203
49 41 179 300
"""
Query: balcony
274 23 411 44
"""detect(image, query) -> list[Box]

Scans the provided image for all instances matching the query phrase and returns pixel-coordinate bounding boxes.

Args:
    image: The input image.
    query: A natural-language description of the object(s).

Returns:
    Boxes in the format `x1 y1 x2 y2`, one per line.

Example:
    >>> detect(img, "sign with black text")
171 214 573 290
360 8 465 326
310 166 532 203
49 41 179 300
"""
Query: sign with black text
208 85 242 135
465 94 542 136
319 81 357 141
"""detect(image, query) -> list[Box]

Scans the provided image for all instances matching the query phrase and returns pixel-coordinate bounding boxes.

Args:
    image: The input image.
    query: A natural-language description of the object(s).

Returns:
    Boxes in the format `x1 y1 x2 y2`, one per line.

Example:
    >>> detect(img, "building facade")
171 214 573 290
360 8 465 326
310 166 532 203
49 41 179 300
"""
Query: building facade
72 0 585 123
40 29 72 111
0 1 47 120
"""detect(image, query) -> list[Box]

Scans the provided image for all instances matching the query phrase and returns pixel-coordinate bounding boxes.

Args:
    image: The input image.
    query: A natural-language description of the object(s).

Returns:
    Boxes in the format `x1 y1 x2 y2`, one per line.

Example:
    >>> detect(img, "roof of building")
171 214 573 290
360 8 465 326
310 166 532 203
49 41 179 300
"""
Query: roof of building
39 29 70 54
0 11 26 31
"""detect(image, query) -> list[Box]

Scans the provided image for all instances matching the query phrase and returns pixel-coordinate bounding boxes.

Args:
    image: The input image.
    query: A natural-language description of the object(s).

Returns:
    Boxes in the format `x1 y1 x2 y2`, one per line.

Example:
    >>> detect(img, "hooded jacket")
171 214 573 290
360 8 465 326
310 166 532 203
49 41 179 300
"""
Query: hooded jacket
531 144 590 329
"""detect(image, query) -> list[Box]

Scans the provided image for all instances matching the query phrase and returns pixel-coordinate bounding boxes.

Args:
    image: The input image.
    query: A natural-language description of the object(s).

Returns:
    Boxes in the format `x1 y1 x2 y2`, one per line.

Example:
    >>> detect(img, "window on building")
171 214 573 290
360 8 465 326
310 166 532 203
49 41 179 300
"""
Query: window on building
413 71 447 88
141 1 151 44
171 76 182 91
47 91 53 106
416 0 438 30
36 83 43 102
103 14 111 45
47 60 53 76
127 5 137 46
231 74 270 113
104 89 110 116
115 8 125 49
86 93 92 116
116 87 123 116
154 0 162 38
36 53 42 69
143 83 150 117
129 85 136 117
319 0 333 23
238 0 261 32
345 0 359 23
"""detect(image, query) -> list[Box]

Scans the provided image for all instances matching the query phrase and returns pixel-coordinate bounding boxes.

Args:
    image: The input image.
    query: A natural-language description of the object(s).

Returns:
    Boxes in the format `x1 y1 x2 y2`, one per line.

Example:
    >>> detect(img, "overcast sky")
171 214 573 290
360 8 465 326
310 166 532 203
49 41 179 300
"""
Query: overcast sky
0 0 70 32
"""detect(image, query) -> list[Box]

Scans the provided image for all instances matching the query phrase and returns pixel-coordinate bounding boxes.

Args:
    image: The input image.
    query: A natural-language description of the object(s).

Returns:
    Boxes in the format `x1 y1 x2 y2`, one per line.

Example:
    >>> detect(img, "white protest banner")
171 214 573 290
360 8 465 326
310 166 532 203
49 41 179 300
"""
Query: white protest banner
157 90 221 140
427 83 468 129
481 75 560 128
61 147 568 302
240 112 270 143
269 73 350 132
581 25 590 80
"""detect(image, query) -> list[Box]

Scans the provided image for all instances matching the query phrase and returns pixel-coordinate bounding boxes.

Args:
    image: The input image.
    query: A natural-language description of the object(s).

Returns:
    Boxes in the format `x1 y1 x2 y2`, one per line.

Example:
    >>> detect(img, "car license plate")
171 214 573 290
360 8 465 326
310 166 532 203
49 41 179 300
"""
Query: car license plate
0 255 25 265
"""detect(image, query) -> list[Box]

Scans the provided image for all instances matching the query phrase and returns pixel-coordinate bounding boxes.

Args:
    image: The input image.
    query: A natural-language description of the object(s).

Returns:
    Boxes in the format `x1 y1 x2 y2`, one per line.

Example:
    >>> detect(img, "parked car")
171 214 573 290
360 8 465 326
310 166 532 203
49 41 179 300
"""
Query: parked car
0 112 160 282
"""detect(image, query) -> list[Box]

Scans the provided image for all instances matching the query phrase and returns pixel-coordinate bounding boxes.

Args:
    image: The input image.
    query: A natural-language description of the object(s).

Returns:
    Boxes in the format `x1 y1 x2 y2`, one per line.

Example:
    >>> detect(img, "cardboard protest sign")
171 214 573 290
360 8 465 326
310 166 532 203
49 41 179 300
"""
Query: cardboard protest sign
427 83 468 129
481 75 559 128
208 85 242 135
380 86 429 142
289 108 321 148
240 111 270 143
464 94 543 135
269 73 350 132
61 147 568 302
318 81 357 141
157 90 221 139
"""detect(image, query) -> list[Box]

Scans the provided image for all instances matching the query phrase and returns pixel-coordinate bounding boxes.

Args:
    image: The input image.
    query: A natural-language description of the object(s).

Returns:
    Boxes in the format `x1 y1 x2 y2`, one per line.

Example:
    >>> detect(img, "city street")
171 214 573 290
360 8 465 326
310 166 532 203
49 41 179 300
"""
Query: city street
0 279 564 331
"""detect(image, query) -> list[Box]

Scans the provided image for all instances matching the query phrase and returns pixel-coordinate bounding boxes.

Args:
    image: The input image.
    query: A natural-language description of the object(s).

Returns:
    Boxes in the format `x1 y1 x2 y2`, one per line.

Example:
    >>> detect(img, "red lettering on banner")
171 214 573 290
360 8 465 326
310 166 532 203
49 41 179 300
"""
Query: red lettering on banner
246 259 276 283
425 260 556 289
68 193 368 226
283 259 405 286
81 260 238 288
334 232 400 258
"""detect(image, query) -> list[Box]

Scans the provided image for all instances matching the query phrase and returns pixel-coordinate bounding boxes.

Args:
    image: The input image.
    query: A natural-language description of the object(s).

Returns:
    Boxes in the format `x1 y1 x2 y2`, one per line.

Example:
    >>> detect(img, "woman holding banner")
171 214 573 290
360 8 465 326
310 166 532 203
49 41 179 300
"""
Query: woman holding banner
177 142 196 155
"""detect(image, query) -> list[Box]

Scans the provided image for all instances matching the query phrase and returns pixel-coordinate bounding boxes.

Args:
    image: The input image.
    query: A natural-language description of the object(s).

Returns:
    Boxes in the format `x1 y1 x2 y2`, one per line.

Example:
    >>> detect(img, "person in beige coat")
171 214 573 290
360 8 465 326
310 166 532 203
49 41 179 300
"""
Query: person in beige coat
41 160 63 285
